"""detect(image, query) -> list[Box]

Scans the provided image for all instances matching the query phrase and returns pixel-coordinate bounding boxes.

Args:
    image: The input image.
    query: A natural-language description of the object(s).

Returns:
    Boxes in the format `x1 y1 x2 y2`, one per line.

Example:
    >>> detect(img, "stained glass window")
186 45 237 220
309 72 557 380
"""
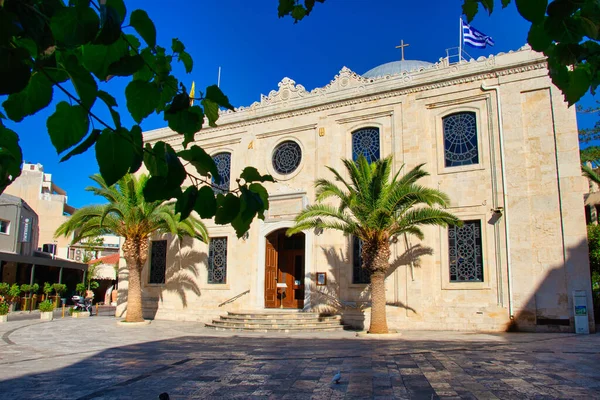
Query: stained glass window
272 141 302 175
208 237 227 284
352 236 370 284
352 128 380 163
149 240 167 284
449 220 483 282
443 112 479 167
212 152 231 195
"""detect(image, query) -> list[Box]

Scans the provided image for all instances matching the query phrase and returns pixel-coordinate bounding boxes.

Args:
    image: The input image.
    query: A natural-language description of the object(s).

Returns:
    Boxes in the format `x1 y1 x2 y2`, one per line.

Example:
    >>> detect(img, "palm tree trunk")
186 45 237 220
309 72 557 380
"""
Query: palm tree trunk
122 238 148 323
364 239 391 334
369 271 388 333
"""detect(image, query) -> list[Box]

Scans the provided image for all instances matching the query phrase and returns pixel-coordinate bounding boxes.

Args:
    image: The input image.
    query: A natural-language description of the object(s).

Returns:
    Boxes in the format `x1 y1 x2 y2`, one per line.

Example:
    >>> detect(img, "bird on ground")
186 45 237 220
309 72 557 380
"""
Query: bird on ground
331 371 342 384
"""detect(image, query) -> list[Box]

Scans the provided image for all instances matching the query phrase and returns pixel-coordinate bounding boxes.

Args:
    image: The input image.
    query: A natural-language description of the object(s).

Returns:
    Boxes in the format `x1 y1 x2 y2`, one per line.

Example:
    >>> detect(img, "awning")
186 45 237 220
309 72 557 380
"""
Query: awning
0 252 88 271
92 263 117 280
585 192 600 206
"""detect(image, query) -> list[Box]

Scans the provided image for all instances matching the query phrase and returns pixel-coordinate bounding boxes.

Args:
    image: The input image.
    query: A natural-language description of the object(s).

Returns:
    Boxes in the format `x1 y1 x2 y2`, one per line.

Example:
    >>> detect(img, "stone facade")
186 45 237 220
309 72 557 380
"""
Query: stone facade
118 46 595 332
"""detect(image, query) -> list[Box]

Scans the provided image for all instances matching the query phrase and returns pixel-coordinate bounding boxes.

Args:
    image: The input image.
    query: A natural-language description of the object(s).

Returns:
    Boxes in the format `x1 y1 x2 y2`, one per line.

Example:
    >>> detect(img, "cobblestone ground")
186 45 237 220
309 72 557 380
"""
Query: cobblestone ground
0 317 599 399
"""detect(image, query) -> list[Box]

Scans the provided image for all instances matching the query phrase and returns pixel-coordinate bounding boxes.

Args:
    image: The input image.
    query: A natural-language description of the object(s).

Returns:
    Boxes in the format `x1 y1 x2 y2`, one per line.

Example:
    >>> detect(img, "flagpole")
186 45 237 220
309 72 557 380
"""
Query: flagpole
458 17 463 62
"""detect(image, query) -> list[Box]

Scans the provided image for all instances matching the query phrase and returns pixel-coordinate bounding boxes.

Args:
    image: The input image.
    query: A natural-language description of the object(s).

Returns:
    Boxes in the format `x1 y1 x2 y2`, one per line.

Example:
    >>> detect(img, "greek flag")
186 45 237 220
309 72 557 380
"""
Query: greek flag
462 20 495 48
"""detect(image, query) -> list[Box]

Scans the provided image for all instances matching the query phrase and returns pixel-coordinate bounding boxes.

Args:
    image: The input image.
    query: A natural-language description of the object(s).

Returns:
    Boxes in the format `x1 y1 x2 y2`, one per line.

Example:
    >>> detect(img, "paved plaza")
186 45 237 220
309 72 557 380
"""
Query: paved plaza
0 317 599 399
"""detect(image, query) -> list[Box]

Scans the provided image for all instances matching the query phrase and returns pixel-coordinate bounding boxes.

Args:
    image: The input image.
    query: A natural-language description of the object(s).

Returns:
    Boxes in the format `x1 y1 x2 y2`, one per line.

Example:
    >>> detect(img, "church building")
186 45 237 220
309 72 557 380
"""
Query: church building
117 45 595 332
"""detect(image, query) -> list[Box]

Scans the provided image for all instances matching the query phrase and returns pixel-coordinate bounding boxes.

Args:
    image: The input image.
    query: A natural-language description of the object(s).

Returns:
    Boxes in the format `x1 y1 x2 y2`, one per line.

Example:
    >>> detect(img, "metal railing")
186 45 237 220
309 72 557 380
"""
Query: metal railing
218 290 250 307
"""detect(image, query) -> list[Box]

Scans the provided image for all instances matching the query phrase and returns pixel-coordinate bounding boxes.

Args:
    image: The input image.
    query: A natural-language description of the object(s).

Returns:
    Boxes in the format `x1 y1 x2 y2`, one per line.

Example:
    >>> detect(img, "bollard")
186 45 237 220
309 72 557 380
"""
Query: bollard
96 304 99 316
62 304 65 318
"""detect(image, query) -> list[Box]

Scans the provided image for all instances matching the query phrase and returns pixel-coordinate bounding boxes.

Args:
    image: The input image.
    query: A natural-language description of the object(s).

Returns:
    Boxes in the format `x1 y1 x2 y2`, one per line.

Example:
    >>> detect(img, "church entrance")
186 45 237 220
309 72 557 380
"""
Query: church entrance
264 229 305 309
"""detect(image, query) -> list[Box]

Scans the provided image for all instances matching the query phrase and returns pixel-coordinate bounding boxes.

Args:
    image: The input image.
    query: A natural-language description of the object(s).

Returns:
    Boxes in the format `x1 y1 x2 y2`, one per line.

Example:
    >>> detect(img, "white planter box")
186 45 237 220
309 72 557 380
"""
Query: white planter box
0 315 7 323
72 311 90 318
40 312 54 321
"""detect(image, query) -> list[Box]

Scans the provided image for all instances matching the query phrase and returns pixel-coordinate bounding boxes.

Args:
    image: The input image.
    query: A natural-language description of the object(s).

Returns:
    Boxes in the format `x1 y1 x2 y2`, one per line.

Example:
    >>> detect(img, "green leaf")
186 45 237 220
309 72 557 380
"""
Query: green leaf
50 6 99 47
249 183 269 218
97 90 117 107
143 141 168 177
240 166 275 183
195 186 217 219
125 34 141 50
566 65 592 106
14 38 37 58
178 145 218 179
0 47 32 96
95 2 122 45
462 0 479 22
47 102 90 154
60 129 101 162
164 143 187 187
133 48 155 82
95 128 134 186
64 55 98 109
164 106 204 147
515 0 548 23
129 125 143 173
205 85 234 110
291 5 307 21
176 186 198 220
501 0 511 8
528 21 552 51
130 9 156 48
171 38 185 53
143 176 181 202
157 76 179 112
201 98 219 127
178 51 193 74
106 0 126 23
2 72 53 122
166 93 190 114
215 193 240 225
82 38 129 80
125 80 160 123
278 0 295 17
107 54 144 76
0 126 23 192
479 0 494 13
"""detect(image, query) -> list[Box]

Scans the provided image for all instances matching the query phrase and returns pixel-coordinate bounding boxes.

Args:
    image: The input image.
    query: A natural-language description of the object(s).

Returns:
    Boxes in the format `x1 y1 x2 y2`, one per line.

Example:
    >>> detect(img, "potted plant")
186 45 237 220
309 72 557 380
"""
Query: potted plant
8 284 20 311
30 283 39 311
69 307 89 318
38 300 54 321
20 284 31 311
43 282 53 303
52 283 66 308
76 282 86 296
0 282 9 303
0 302 8 322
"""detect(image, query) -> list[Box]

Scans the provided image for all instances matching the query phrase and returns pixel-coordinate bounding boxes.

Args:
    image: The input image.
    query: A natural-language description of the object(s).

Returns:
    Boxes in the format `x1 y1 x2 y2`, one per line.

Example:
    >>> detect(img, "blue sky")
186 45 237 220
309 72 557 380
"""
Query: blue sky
3 0 597 207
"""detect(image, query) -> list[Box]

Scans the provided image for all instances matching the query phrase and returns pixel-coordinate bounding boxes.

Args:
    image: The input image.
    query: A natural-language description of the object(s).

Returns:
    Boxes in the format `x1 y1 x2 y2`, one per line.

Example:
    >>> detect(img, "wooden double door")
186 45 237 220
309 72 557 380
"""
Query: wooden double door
264 230 305 309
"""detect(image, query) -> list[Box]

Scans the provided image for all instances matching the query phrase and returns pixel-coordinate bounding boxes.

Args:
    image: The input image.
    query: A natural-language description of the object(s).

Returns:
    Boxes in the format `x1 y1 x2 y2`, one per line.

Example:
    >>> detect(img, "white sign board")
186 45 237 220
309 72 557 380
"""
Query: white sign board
573 290 589 334
276 283 288 288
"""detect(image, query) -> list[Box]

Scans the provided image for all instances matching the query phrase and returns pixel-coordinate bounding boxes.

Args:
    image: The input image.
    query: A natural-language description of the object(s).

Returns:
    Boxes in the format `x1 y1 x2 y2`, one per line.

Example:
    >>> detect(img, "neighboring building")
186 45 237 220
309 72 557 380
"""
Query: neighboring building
68 235 121 262
0 194 39 256
118 46 594 332
87 253 119 305
0 194 86 296
4 163 75 259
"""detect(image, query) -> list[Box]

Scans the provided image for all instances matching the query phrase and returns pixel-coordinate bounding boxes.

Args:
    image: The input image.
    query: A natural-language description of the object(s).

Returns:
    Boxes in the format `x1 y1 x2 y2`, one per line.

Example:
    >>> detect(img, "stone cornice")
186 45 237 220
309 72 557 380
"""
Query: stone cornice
145 46 547 144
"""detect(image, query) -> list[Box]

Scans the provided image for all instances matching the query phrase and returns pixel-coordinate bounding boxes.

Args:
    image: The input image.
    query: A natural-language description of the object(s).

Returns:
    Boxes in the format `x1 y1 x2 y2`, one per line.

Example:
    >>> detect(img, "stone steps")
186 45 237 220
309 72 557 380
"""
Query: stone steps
205 310 345 332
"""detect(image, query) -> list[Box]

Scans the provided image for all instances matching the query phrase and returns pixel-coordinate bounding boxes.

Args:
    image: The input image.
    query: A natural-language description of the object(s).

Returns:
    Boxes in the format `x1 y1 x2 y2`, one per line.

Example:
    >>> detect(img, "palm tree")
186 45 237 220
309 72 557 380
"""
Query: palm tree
287 156 460 334
583 164 600 186
55 173 209 323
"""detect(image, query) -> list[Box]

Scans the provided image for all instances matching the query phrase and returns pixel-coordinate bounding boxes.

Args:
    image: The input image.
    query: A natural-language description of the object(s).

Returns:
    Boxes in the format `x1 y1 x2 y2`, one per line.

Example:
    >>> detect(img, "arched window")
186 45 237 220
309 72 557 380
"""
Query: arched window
212 152 231 194
272 140 302 175
443 112 479 167
352 236 370 284
352 127 380 163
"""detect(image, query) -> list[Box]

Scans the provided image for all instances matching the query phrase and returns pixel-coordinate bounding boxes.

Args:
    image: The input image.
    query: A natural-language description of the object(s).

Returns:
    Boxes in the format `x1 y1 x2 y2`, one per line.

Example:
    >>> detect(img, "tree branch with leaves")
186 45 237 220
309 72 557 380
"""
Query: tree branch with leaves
0 0 273 236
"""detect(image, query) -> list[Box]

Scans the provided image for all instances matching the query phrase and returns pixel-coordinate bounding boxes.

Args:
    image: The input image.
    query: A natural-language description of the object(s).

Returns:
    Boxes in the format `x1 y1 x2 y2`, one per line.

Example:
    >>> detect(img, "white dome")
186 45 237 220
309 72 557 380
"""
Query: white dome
363 60 433 78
